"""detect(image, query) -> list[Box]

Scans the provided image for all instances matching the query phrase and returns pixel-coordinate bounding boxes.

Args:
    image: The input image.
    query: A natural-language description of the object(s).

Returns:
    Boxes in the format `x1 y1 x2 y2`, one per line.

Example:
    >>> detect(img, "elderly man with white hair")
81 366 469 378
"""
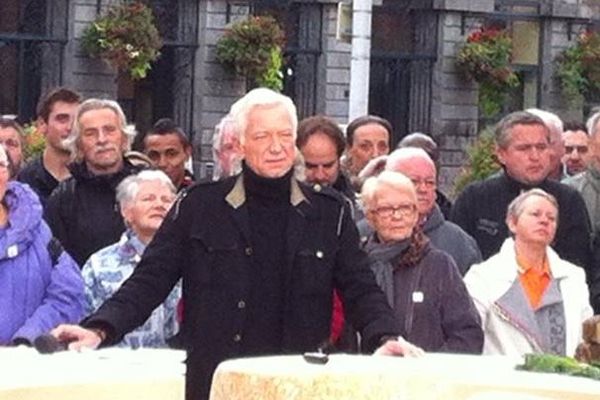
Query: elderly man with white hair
385 148 482 275
52 88 420 400
82 169 179 348
46 99 143 266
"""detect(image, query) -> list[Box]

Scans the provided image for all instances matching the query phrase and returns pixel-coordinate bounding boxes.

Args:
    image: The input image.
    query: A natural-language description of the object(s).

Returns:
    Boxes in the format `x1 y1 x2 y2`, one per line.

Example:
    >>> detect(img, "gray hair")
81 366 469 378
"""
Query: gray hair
495 111 550 149
228 87 298 145
116 169 176 209
506 188 558 224
385 147 436 173
65 98 136 162
361 170 416 211
587 111 600 137
526 108 564 141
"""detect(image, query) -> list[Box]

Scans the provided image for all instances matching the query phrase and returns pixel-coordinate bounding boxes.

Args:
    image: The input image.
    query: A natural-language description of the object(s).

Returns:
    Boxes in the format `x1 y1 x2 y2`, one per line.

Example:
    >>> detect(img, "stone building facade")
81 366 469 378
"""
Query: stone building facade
2 0 600 191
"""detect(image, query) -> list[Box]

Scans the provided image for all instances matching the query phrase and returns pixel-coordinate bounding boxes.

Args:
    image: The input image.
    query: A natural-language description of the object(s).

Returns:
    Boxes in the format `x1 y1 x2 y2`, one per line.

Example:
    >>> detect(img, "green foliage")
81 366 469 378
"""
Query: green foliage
453 128 501 195
22 122 46 162
518 353 600 381
556 30 600 102
456 28 520 117
216 15 285 91
81 1 162 80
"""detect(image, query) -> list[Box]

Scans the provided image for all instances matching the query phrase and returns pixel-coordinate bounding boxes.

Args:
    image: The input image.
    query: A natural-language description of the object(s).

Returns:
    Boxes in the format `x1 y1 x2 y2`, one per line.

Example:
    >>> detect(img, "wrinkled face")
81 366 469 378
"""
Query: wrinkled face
348 123 390 175
496 124 550 185
388 156 437 216
561 129 589 176
39 101 79 154
78 108 127 175
548 128 565 177
215 132 240 178
366 184 418 243
300 132 340 186
0 126 23 172
121 180 176 241
242 104 296 178
508 195 557 248
144 133 191 187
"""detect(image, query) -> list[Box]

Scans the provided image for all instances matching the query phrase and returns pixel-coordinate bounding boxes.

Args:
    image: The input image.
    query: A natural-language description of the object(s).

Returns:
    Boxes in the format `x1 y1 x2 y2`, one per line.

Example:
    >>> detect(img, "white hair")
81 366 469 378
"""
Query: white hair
116 169 175 208
587 111 600 137
361 170 416 211
526 108 564 140
228 87 298 145
385 147 435 172
65 98 136 162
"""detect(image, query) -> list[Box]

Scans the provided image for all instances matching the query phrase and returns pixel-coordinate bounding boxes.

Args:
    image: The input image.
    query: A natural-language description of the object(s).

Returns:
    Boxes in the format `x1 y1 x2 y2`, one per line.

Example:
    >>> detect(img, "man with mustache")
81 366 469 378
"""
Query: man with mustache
451 111 599 312
45 99 142 266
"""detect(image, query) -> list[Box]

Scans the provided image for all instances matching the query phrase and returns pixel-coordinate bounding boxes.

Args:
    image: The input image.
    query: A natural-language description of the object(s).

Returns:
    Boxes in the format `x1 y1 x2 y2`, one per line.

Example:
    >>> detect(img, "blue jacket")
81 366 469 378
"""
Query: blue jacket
0 181 85 345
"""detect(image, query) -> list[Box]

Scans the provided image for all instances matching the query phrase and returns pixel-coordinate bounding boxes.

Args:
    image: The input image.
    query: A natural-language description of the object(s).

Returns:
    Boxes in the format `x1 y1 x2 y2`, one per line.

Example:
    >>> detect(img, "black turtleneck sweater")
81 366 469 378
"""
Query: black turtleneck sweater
242 164 292 354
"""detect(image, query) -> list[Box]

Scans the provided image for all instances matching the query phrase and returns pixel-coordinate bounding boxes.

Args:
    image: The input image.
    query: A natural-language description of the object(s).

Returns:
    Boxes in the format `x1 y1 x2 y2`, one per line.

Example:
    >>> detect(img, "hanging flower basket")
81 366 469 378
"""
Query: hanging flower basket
81 2 162 80
556 30 600 102
215 15 285 91
456 27 520 117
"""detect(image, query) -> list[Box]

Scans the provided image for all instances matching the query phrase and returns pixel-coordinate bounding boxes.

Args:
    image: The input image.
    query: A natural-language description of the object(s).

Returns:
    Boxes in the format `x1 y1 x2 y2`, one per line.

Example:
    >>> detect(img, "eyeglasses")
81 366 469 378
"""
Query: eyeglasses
410 178 436 189
373 204 416 218
565 145 588 154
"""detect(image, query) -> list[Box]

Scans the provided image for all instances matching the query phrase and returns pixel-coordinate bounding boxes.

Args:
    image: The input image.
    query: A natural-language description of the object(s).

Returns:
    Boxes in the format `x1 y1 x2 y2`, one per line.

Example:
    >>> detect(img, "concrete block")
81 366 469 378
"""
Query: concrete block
434 0 494 13
326 84 350 100
326 52 351 68
73 4 97 22
326 68 350 84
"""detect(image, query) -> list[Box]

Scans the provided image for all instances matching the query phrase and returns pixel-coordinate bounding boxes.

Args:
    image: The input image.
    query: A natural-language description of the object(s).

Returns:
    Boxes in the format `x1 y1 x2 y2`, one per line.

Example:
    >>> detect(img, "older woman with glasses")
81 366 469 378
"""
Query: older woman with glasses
361 171 483 353
464 188 593 357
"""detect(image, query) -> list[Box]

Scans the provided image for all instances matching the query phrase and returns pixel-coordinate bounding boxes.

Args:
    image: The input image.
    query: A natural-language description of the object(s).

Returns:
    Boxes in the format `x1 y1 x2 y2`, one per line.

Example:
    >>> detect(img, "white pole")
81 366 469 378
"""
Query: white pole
348 0 373 121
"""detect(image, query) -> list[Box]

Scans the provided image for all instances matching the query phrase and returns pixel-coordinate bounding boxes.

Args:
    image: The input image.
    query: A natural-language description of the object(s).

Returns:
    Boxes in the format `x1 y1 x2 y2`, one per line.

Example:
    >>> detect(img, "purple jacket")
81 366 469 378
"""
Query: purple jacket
0 181 84 345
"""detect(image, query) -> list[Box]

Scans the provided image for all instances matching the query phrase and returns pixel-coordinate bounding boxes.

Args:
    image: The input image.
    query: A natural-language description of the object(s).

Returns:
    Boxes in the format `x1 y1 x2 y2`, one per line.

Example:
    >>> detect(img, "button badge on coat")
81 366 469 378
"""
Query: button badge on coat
412 291 424 303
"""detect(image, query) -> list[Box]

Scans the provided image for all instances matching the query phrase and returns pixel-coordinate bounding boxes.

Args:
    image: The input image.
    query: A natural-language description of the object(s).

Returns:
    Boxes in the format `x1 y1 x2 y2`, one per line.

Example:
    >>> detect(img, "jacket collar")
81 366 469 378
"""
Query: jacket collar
225 174 308 209
497 238 571 281
421 204 444 233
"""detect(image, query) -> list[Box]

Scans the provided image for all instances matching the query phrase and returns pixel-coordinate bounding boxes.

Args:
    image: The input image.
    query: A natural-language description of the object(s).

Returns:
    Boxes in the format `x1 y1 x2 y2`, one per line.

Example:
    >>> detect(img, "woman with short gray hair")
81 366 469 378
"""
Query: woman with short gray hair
82 169 179 348
362 171 483 353
464 188 593 357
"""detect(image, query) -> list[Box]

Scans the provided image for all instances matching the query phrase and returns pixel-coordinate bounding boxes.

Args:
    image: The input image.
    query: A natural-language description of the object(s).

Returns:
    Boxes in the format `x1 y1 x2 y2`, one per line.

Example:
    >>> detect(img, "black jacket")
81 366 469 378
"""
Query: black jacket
45 160 141 266
83 175 397 400
17 156 58 207
450 172 598 309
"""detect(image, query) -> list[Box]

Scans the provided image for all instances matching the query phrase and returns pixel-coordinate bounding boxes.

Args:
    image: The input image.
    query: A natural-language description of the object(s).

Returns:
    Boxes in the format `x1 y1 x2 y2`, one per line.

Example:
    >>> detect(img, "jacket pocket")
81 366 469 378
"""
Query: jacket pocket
190 232 241 286
295 248 333 295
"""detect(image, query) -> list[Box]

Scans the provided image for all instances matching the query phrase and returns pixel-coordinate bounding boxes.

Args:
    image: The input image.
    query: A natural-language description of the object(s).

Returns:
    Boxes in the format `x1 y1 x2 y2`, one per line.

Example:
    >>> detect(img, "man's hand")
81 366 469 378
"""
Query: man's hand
374 336 425 357
50 324 103 351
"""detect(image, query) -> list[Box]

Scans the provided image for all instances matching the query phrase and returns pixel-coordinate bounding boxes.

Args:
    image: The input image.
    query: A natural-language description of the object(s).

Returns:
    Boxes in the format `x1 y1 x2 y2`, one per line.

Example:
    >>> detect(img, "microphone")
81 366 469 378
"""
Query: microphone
33 334 68 354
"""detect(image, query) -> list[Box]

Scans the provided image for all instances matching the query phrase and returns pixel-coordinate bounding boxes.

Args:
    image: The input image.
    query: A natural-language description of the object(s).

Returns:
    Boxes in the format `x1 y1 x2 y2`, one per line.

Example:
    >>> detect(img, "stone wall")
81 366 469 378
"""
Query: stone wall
64 1 118 99
191 0 247 178
323 4 351 124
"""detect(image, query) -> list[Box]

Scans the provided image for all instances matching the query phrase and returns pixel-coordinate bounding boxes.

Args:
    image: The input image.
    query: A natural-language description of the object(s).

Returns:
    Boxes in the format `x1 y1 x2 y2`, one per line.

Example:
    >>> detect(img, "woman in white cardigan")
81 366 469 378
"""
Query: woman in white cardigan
464 188 593 357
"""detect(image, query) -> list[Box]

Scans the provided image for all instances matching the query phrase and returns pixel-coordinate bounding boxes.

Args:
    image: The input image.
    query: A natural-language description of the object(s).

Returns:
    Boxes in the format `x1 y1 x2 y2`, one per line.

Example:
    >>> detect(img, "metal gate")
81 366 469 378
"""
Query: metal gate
252 1 323 120
0 0 68 122
369 2 437 145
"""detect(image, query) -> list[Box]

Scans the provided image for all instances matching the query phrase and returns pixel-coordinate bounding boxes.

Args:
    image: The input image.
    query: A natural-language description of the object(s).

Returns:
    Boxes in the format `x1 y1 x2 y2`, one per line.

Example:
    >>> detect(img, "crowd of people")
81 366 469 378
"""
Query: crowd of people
1 86 599 400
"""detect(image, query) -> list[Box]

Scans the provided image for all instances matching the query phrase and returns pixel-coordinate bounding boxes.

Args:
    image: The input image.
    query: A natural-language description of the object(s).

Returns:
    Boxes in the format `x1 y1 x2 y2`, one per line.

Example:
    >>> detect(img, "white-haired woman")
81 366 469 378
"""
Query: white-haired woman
362 171 483 353
82 169 180 348
464 188 593 357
